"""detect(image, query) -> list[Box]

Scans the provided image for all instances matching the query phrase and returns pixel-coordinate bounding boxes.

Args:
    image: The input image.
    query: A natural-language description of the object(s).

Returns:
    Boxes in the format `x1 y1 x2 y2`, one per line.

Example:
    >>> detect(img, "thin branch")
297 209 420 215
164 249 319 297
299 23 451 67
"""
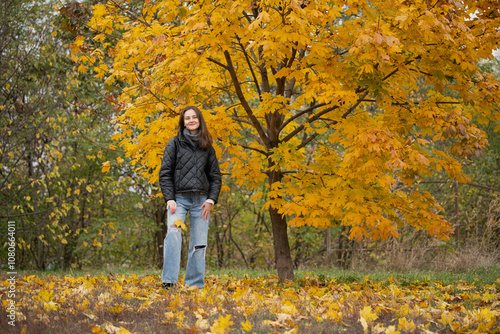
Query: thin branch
341 91 370 119
109 0 151 27
241 11 253 24
228 115 253 126
236 36 262 99
296 133 319 151
281 105 339 143
360 99 462 106
207 57 229 70
133 70 171 108
233 142 268 156
200 87 221 107
409 68 433 77
280 103 327 131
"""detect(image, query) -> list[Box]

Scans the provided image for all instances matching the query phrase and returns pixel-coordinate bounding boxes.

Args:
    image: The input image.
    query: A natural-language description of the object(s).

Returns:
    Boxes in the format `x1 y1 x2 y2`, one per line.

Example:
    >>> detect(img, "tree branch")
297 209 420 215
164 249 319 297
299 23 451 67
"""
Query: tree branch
341 91 369 119
200 87 222 107
234 142 268 156
109 0 151 27
224 50 271 149
296 132 319 151
228 115 253 126
280 103 327 131
236 36 262 99
207 57 229 70
360 99 462 106
281 105 338 143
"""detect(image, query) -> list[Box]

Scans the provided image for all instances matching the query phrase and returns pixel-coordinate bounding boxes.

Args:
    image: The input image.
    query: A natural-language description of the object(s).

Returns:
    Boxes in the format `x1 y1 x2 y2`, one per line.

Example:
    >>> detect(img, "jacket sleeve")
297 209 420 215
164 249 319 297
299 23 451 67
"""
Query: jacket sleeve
205 146 222 204
159 138 177 203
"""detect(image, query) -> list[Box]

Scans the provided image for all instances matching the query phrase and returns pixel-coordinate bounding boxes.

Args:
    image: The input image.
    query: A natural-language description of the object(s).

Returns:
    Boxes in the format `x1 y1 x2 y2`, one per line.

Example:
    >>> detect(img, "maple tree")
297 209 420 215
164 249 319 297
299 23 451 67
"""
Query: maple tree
74 0 500 280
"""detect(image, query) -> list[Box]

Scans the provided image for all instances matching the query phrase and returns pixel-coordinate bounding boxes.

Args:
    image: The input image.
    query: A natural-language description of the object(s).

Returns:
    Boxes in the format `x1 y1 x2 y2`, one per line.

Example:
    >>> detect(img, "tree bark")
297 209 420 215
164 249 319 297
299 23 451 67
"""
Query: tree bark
268 167 295 281
154 204 166 268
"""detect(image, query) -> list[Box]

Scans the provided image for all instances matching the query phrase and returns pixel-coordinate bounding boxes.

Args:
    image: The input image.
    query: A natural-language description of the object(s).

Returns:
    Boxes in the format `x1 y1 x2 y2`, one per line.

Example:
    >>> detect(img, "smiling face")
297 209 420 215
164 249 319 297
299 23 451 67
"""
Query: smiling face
183 109 200 134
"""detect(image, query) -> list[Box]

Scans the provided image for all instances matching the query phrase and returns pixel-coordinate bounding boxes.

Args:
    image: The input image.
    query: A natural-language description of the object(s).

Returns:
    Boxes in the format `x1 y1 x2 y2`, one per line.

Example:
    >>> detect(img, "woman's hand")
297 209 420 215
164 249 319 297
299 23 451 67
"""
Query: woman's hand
167 200 177 215
200 201 213 220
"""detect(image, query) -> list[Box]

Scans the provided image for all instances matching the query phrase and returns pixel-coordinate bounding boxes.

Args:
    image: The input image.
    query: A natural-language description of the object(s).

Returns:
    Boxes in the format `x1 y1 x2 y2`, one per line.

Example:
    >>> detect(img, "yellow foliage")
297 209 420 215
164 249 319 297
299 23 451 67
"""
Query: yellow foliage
4 274 500 332
78 0 500 242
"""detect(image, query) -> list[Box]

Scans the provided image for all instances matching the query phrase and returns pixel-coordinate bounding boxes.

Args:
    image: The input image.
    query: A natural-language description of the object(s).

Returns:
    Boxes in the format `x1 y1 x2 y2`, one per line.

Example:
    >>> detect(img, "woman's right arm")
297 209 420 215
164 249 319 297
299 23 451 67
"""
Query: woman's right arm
159 139 177 208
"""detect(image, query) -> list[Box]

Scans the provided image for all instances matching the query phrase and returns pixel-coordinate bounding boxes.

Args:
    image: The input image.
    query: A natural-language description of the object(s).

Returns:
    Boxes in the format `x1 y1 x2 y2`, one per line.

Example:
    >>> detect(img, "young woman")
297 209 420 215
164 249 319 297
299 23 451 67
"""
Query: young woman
159 106 221 289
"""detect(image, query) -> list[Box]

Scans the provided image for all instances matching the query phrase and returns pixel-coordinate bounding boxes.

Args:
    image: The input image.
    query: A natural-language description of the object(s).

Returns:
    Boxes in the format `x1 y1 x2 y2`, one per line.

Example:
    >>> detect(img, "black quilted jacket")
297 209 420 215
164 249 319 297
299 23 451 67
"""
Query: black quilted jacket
159 132 221 204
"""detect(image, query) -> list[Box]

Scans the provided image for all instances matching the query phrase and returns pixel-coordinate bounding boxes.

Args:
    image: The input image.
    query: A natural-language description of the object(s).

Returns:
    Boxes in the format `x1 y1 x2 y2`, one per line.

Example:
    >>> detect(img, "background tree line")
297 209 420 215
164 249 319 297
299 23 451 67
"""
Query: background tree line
1 0 499 274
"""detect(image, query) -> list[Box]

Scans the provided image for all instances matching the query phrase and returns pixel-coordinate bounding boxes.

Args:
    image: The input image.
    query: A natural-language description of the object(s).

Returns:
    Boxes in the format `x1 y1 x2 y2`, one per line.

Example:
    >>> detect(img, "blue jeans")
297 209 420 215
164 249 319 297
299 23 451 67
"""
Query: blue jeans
161 192 209 289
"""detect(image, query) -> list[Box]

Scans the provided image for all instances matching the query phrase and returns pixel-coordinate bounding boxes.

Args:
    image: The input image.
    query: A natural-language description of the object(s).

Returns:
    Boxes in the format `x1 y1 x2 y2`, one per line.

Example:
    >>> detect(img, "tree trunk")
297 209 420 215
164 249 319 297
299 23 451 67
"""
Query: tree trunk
268 168 295 281
154 204 166 268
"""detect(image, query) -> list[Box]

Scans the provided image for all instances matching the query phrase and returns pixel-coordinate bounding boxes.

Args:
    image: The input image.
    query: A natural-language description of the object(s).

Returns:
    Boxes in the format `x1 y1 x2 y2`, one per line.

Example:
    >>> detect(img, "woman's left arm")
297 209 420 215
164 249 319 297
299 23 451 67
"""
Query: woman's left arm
205 147 222 204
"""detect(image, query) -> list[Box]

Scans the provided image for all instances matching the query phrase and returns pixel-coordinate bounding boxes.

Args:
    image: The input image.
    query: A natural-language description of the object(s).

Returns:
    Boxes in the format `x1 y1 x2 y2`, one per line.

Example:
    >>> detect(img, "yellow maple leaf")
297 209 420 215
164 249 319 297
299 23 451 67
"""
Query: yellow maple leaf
241 320 252 331
92 4 107 18
43 301 59 312
398 317 416 333
360 305 378 331
38 289 53 303
195 313 210 331
108 304 124 313
91 326 106 334
210 314 233 334
173 219 186 230
77 63 86 73
74 35 85 47
385 326 400 334
101 161 111 173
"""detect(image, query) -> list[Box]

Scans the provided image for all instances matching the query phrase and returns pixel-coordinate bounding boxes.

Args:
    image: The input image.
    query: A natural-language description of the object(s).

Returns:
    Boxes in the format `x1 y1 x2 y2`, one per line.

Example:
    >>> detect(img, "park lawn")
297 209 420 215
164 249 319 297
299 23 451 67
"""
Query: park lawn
1 267 499 333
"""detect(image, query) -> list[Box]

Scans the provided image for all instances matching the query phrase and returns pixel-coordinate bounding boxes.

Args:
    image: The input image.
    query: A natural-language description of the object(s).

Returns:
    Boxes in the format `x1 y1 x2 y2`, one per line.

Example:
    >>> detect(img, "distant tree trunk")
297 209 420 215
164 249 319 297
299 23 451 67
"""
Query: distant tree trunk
337 225 352 269
213 214 225 267
154 204 166 268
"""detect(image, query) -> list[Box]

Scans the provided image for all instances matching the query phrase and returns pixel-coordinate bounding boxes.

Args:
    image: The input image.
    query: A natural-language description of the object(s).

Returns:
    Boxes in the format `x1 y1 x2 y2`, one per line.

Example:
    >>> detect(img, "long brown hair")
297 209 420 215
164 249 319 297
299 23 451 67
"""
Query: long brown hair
178 106 212 150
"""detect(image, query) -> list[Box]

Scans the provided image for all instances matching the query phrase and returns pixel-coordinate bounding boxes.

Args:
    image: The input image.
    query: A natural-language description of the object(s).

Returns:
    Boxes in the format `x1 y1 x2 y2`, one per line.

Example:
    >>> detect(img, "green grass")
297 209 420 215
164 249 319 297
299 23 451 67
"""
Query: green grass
15 264 500 286
299 265 500 285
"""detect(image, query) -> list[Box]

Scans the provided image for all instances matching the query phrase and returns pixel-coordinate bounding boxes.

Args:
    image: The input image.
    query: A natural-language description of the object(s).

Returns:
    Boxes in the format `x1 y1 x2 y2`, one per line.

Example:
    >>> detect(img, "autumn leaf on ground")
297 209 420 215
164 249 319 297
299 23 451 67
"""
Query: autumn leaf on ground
210 314 233 333
360 305 378 332
3 273 500 333
240 319 252 331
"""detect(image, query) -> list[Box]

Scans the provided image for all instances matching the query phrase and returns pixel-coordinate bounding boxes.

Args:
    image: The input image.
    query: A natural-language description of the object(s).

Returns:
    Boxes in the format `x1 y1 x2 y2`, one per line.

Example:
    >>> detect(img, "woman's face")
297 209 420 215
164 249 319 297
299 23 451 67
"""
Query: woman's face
184 109 200 134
